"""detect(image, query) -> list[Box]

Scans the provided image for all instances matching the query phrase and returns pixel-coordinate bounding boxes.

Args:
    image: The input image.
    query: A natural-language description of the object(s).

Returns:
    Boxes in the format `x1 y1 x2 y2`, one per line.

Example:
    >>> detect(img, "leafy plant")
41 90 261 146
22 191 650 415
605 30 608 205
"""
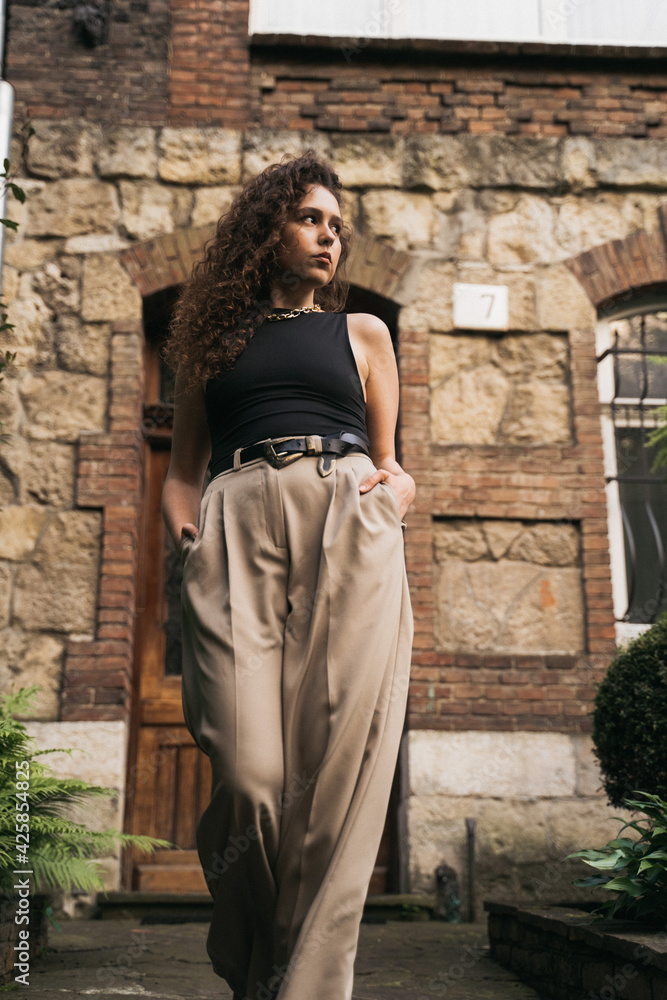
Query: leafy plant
591 611 667 808
565 791 667 923
0 156 26 234
647 403 667 476
645 354 667 475
0 686 175 897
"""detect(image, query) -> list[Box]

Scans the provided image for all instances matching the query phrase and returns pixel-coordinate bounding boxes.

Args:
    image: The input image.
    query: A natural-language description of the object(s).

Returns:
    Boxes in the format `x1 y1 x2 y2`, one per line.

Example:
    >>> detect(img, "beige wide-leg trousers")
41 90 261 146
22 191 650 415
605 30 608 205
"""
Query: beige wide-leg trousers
180 449 413 1000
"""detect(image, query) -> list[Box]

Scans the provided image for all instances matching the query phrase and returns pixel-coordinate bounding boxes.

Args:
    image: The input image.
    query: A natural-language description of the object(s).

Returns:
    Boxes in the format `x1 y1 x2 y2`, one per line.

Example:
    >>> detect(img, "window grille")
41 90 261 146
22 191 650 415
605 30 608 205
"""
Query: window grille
596 310 667 638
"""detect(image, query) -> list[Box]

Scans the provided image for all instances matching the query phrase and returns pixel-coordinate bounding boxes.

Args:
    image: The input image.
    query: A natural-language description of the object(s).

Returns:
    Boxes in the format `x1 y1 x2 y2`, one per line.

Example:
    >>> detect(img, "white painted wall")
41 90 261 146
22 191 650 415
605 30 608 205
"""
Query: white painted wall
24 721 128 891
250 0 667 46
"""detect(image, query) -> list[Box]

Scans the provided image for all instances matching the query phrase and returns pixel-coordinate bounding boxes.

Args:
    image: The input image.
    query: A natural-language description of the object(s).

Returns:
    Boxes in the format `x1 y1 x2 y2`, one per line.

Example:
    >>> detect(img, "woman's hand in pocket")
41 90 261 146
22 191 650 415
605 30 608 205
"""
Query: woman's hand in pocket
179 523 198 553
358 469 415 520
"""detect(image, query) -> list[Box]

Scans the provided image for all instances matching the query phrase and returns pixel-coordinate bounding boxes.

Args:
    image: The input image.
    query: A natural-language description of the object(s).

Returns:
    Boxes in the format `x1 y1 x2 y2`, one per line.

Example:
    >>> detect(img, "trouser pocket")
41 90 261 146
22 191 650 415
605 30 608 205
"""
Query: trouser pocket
179 534 194 566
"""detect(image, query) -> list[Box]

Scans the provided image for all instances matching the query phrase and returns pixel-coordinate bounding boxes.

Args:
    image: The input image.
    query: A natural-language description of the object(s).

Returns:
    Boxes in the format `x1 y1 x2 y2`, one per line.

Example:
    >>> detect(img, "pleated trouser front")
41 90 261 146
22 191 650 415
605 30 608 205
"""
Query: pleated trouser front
180 450 413 1000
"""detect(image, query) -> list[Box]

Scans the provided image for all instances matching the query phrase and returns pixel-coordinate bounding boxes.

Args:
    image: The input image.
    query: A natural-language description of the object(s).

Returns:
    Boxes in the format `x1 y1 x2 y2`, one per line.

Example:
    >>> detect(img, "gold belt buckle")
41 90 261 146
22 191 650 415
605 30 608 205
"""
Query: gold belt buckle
262 437 304 469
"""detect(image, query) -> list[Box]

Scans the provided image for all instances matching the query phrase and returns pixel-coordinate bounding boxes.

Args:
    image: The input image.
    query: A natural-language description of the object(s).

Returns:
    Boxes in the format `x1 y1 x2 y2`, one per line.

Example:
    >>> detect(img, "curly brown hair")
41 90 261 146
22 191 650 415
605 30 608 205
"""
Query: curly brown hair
163 151 351 390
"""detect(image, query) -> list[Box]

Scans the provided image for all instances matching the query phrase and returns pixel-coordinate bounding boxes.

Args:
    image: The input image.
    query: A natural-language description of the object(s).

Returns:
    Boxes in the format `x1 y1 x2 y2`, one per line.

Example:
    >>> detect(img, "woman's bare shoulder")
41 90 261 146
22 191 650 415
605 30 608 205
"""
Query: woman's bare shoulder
346 312 391 341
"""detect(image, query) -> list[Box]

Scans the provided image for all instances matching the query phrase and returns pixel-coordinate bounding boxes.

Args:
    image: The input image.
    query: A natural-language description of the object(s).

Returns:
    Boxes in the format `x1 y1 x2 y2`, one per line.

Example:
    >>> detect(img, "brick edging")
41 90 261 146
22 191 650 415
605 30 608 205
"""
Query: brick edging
485 900 667 998
61 324 145 722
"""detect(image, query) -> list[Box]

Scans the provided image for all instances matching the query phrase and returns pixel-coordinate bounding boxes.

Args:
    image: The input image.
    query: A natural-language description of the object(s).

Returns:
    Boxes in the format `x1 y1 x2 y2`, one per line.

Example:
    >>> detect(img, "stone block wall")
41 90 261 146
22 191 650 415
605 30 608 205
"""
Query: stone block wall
406 730 632 905
5 126 666 717
433 518 585 656
4 122 667 896
23 720 129 890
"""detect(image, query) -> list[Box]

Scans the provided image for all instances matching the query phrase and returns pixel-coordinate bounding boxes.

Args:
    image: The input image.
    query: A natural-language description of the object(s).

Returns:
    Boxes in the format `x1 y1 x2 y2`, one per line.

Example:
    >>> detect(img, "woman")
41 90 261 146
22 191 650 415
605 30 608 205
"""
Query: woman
162 152 414 1000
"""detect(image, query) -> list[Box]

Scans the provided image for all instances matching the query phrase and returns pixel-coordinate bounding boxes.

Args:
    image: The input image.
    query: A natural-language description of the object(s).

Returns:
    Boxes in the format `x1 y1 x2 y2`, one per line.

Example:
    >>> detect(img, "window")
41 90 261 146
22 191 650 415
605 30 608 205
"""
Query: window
250 0 667 47
596 305 667 645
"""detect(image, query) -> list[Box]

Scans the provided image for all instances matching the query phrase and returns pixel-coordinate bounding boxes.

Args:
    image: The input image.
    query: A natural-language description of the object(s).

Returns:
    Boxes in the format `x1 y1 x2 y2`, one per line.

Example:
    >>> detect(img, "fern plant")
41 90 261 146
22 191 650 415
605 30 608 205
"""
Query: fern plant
0 686 174 897
565 790 667 923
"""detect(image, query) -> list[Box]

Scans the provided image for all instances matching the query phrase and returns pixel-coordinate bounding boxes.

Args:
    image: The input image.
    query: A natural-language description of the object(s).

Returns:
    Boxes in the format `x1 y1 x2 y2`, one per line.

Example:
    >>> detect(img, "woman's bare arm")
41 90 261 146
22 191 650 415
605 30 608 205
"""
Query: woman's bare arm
162 371 212 550
347 312 416 520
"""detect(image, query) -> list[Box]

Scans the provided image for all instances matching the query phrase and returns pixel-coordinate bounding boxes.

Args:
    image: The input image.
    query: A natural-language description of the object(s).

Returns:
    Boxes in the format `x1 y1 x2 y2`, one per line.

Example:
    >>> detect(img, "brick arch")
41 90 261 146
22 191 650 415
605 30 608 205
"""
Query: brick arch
118 227 413 301
564 203 667 311
119 225 216 297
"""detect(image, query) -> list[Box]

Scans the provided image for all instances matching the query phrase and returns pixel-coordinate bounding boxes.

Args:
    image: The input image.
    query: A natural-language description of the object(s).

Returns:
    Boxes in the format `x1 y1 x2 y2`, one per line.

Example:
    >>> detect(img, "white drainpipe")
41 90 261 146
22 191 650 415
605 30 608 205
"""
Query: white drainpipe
0 0 16 297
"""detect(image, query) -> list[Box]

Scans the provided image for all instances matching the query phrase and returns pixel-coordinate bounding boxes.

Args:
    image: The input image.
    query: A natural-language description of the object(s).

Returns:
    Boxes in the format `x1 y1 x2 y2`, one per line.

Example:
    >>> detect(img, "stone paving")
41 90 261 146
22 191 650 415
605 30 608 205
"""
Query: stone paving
9 917 548 999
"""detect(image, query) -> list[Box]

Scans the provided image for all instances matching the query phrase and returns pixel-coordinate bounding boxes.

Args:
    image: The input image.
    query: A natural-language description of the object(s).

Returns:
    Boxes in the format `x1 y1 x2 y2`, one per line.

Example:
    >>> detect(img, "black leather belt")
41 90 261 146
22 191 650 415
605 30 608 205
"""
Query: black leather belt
216 432 370 475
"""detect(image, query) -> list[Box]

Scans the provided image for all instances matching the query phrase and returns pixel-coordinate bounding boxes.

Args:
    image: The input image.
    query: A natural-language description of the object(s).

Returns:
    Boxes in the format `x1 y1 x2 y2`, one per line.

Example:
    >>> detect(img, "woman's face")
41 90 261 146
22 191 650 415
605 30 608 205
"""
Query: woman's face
276 184 343 289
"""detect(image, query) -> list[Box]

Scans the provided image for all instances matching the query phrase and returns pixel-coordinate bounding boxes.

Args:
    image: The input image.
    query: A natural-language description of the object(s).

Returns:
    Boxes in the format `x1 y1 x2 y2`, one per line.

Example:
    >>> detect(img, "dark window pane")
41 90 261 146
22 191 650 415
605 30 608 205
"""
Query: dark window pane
614 426 667 624
611 312 667 399
614 413 662 479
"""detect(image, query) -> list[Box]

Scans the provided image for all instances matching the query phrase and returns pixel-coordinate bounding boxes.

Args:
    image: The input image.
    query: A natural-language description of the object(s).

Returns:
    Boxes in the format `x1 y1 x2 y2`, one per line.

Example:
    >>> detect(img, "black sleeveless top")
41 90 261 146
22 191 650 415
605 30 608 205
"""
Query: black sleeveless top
205 309 370 478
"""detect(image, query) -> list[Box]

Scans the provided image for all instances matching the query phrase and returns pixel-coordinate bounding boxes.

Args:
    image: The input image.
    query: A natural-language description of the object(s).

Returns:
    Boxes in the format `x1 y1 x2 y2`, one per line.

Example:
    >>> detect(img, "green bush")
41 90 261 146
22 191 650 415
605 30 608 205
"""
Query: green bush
592 612 667 808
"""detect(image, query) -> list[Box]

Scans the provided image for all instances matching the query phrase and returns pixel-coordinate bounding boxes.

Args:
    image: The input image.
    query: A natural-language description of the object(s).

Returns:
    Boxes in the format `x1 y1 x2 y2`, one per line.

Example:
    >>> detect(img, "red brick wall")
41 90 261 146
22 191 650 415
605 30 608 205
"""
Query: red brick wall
397 208 667 733
6 0 252 128
7 0 171 125
250 46 667 135
398 324 615 734
169 0 251 126
7 0 667 134
62 324 145 722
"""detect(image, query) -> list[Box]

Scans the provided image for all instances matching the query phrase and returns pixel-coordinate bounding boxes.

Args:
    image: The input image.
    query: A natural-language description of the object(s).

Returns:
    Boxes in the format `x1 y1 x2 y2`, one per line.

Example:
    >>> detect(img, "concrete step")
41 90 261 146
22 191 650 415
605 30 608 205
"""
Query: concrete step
95 890 438 923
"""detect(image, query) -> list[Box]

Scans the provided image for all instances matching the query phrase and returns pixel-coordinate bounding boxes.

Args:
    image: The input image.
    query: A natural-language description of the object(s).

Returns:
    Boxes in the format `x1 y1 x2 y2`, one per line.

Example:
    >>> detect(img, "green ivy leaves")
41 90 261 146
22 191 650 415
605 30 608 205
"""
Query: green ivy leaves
565 790 667 922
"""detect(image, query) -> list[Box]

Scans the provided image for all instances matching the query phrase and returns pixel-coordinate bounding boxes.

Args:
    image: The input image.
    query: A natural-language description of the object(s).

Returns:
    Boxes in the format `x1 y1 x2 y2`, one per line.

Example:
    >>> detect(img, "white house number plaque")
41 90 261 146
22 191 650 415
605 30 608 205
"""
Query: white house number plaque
453 283 509 331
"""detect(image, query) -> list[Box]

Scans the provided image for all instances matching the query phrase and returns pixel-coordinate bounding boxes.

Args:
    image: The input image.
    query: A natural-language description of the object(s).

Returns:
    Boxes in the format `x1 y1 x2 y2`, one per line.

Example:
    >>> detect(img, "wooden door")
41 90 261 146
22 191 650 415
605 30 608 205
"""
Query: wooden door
121 324 212 892
123 293 401 893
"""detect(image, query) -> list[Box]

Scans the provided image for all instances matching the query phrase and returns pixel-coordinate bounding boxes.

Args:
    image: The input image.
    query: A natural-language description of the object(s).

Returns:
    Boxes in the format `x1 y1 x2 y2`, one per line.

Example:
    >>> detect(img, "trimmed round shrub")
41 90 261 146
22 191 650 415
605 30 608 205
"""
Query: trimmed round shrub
592 611 667 808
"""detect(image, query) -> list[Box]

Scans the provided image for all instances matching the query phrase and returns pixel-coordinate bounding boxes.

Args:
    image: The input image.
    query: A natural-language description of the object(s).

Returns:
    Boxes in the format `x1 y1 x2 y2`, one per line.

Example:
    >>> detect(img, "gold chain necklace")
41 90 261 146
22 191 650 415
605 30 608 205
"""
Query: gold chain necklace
265 305 324 322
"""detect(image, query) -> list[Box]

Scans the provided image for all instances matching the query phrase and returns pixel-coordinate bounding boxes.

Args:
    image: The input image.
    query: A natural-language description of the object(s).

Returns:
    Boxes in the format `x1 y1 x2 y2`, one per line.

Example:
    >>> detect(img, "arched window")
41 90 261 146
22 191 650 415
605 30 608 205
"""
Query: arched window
596 299 667 645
